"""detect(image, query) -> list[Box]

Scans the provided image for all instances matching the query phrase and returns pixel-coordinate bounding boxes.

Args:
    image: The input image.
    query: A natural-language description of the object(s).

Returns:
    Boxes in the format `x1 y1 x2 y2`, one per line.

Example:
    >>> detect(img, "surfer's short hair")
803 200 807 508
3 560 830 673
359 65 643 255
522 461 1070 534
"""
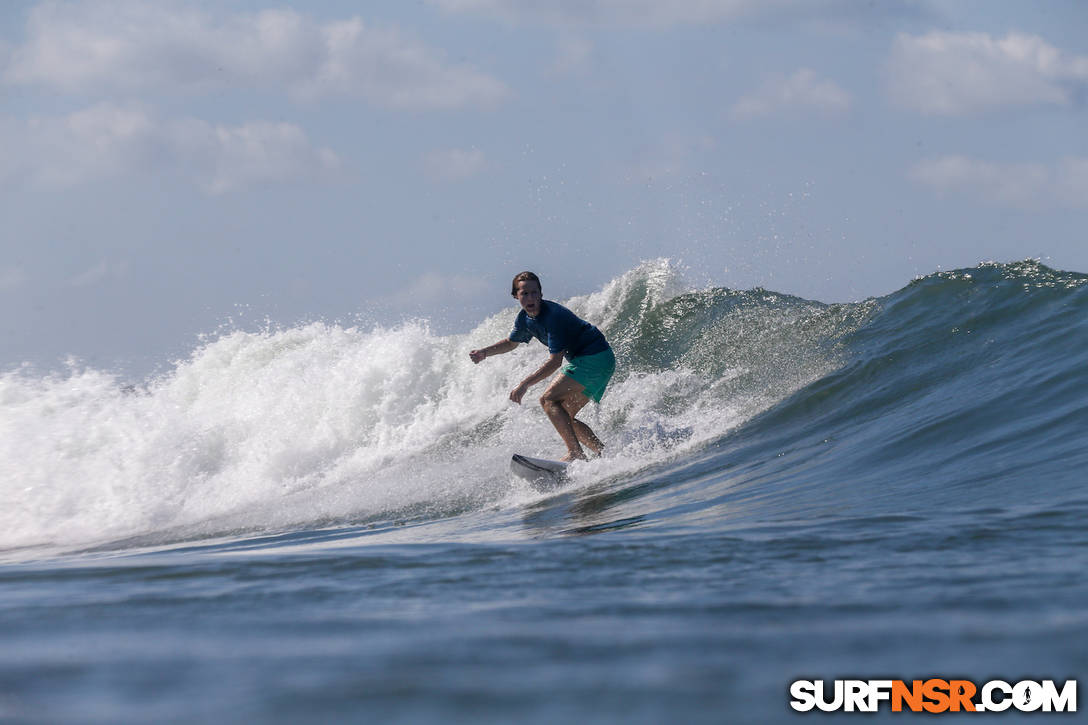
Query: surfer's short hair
511 271 541 297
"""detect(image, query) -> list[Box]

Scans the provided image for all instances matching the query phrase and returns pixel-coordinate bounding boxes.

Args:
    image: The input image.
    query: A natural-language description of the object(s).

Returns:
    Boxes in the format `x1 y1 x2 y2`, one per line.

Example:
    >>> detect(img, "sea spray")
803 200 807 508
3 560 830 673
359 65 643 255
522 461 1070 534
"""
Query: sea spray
0 260 877 552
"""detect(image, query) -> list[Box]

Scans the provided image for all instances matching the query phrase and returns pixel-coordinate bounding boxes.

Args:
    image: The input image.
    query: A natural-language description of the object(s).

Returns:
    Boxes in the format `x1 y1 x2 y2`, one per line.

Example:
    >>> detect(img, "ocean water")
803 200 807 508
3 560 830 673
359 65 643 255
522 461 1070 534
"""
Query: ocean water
1 259 1085 722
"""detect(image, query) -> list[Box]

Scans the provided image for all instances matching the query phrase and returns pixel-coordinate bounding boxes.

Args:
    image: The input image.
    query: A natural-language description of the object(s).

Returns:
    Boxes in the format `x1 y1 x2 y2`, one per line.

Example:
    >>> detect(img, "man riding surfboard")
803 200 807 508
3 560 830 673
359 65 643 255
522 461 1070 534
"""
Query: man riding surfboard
469 271 616 462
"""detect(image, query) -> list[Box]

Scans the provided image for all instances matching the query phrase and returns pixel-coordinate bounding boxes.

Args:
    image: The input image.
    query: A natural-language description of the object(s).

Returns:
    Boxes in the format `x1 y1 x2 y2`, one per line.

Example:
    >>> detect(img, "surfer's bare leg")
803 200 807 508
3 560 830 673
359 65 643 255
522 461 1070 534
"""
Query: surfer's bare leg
540 374 590 461
560 395 604 457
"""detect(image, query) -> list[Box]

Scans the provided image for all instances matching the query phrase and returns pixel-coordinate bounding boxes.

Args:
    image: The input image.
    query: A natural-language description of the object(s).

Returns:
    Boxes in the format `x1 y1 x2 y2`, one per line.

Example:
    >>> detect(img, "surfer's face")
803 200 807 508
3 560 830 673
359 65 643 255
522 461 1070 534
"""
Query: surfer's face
515 279 542 317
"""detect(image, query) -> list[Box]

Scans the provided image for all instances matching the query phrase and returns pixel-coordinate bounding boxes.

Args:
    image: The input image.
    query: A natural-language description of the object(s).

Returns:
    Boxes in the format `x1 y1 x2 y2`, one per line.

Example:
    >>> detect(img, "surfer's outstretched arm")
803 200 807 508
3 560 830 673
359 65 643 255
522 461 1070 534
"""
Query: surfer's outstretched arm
469 339 519 364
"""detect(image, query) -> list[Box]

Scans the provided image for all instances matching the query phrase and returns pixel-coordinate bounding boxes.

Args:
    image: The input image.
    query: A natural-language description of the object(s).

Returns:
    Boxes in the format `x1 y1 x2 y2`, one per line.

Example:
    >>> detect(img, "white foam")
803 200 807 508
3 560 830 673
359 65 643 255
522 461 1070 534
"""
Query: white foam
0 260 842 552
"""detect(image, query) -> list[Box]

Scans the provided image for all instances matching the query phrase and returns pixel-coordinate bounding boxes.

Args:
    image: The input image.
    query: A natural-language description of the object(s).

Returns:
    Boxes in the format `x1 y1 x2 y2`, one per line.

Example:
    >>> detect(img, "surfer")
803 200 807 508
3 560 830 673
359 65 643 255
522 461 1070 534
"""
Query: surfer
469 271 616 462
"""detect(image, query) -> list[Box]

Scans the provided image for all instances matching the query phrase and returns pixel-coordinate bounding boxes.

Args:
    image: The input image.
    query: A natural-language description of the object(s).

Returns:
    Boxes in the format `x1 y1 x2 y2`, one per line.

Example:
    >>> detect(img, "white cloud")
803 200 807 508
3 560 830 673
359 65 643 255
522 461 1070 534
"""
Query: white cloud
0 103 341 194
730 68 851 120
429 0 753 26
887 31 1088 116
174 117 343 194
13 103 156 189
428 0 916 28
424 148 487 182
4 2 507 110
910 155 1088 210
385 271 489 309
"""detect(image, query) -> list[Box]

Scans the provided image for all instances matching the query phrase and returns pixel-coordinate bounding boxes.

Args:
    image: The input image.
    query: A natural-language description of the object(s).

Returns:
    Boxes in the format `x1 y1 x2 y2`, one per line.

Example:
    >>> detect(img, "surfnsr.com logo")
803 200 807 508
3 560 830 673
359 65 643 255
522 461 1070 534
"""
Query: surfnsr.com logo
790 679 1077 713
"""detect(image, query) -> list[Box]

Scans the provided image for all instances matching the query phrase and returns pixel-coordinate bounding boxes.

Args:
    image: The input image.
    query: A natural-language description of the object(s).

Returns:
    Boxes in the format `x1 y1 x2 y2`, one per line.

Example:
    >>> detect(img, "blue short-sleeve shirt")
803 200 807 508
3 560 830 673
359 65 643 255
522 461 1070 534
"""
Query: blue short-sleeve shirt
509 300 609 359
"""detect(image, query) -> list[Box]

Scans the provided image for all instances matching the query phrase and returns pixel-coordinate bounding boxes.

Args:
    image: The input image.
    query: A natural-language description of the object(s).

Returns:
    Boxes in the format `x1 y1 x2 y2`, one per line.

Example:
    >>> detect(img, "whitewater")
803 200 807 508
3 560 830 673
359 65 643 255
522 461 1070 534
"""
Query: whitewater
1 259 1085 722
0 260 869 553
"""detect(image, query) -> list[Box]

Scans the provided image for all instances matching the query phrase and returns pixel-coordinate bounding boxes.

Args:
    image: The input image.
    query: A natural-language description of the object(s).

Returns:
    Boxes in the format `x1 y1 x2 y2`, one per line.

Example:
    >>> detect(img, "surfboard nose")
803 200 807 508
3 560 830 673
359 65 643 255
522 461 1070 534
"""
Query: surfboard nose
511 454 568 491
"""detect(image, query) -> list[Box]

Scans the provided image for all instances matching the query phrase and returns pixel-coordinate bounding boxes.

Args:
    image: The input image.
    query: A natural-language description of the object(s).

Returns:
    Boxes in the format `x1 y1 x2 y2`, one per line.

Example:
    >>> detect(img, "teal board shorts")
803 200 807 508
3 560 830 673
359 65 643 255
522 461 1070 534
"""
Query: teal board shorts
561 348 616 403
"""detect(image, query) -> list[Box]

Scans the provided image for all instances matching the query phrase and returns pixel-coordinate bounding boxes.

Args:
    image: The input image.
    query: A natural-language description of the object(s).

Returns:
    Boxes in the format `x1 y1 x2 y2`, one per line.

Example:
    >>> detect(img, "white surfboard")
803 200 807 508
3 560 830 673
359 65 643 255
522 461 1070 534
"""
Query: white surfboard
511 453 568 489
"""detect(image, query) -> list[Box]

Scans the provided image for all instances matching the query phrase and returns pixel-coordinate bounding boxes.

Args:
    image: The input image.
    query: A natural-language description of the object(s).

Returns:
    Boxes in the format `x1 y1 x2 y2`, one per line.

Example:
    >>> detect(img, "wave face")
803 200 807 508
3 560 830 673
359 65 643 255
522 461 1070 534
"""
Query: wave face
2 259 1085 554
646 259 1088 532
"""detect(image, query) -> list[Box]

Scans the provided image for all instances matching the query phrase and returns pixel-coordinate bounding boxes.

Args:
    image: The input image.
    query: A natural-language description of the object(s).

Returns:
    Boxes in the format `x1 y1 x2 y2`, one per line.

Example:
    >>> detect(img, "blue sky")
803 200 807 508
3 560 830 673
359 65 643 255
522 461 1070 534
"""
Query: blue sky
2 0 1086 376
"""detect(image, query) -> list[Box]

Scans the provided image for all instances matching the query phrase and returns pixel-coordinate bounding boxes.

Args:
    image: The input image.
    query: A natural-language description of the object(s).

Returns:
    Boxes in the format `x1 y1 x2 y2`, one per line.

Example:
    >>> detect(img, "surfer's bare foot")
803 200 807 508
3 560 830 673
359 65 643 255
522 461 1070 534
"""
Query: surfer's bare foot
560 451 587 463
